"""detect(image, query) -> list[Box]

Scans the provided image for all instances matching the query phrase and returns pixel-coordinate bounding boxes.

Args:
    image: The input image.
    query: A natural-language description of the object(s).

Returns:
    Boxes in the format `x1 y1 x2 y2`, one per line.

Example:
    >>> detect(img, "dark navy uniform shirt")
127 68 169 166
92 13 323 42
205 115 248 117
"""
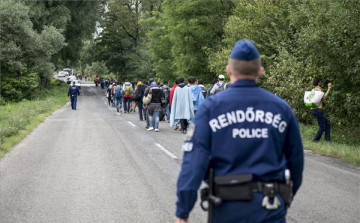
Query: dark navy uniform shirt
176 79 304 222
68 85 80 97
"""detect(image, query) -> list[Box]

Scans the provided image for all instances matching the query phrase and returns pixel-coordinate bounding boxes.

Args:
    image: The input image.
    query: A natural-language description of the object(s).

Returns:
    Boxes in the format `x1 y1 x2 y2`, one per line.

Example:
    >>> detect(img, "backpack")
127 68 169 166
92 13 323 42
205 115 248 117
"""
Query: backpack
124 84 131 96
162 86 170 104
132 85 142 101
200 86 207 98
115 87 122 98
214 82 225 94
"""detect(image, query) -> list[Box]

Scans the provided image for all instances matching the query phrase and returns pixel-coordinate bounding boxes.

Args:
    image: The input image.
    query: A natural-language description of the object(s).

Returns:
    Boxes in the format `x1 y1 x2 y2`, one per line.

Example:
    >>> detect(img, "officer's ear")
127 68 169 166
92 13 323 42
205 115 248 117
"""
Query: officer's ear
226 64 232 77
257 66 264 77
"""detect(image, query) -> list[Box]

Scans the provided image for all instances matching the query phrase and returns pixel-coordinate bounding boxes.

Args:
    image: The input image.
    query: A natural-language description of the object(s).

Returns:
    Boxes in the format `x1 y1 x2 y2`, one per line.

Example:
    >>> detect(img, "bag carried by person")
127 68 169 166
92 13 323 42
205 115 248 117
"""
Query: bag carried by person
124 84 132 96
133 87 141 101
143 91 152 105
200 86 207 98
304 89 324 108
162 86 170 104
115 88 122 98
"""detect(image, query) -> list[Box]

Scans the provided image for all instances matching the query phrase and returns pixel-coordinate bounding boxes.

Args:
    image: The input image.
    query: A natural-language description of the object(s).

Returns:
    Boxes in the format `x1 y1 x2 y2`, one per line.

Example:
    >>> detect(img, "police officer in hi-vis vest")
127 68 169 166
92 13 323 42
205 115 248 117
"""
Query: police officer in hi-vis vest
174 40 304 223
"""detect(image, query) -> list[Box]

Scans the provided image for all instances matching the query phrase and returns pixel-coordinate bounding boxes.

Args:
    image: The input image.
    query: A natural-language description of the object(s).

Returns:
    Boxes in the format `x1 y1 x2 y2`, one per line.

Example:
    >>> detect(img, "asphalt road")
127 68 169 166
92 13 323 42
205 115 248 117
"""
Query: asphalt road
0 86 359 223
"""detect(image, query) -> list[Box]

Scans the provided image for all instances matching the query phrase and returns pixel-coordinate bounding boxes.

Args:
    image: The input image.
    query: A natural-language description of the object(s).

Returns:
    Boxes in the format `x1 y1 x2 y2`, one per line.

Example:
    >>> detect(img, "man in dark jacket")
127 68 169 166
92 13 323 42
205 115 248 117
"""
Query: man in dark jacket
68 81 80 110
175 40 304 223
136 80 147 121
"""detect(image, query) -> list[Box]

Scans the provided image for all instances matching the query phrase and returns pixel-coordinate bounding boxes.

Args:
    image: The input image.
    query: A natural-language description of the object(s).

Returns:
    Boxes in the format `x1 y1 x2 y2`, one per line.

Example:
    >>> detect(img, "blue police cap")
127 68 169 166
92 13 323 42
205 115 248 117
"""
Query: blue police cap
230 40 260 61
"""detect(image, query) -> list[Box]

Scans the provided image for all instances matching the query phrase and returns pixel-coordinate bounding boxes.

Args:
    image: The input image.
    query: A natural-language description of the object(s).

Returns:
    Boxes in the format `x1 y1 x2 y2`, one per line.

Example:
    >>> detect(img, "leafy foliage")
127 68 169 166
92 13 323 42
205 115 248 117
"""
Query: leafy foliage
148 0 234 82
1 0 104 103
84 62 109 78
92 0 159 81
210 0 360 127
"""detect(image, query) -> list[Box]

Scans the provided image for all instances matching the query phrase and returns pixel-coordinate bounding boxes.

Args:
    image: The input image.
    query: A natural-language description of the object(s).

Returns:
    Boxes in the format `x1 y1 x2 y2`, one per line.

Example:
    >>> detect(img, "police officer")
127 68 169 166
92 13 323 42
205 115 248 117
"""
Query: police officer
174 40 304 223
68 81 80 110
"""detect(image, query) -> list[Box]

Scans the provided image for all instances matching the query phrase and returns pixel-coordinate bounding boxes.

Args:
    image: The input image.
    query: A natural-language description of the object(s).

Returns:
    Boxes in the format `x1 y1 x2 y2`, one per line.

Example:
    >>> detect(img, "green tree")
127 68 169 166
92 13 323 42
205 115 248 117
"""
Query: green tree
148 0 234 82
211 0 360 126
1 0 105 102
84 62 109 78
0 0 65 101
96 0 162 81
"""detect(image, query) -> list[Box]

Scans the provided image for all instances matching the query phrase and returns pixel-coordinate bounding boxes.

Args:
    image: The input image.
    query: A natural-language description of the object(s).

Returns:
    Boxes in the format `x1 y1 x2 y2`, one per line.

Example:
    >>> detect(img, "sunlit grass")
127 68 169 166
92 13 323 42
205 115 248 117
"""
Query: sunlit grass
300 123 360 165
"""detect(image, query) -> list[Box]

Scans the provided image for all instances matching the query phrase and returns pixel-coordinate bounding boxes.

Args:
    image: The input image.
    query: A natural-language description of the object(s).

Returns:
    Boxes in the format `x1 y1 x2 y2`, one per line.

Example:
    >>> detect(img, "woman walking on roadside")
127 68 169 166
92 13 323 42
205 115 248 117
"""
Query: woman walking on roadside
146 82 165 132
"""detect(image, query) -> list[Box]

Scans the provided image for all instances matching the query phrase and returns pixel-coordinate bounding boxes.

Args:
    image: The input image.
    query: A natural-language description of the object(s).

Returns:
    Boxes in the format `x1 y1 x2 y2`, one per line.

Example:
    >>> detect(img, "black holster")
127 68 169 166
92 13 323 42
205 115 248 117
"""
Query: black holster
279 183 293 208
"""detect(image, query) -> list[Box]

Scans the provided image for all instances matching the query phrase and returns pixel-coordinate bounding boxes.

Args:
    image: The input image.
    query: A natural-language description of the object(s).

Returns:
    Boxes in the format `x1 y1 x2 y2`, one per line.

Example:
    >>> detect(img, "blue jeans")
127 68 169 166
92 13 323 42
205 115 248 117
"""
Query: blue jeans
148 111 159 129
71 96 77 109
123 97 131 113
114 97 122 112
311 109 331 141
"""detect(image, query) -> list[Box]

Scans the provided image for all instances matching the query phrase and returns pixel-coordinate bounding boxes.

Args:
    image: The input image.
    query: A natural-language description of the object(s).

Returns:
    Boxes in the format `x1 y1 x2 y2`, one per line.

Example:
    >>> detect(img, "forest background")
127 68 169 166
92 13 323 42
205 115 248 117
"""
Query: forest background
1 0 359 144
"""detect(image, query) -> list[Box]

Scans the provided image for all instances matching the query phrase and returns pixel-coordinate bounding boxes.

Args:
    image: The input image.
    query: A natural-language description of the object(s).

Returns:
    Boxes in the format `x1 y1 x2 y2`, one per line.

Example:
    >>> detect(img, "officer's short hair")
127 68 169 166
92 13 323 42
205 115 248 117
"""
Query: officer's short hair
198 79 204 84
178 77 184 83
229 58 261 76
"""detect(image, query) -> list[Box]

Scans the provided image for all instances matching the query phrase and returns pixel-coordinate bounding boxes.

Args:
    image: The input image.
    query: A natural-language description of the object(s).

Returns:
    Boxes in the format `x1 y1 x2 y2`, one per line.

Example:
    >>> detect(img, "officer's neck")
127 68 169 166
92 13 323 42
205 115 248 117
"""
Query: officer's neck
230 75 258 84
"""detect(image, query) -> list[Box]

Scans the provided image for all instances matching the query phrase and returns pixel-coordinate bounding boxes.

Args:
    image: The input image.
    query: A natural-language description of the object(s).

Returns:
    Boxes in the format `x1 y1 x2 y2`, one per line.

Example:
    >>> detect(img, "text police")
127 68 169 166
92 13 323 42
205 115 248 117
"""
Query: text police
174 40 304 223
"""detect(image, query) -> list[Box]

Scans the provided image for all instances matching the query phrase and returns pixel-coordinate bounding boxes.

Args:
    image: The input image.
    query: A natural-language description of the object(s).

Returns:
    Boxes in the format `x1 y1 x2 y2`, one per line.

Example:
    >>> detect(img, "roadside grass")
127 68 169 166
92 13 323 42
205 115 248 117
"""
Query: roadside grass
0 83 69 158
300 123 360 165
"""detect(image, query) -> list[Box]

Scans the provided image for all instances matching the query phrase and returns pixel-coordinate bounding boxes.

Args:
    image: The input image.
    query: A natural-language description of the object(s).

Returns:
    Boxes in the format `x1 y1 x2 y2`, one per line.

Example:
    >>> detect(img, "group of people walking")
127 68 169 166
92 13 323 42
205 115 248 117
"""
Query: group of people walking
102 76 229 133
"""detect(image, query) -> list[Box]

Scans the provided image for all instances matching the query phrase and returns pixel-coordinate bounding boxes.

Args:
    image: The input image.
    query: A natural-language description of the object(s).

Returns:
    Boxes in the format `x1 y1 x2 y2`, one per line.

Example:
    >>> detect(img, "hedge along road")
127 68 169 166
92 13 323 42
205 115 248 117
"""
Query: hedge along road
0 86 359 223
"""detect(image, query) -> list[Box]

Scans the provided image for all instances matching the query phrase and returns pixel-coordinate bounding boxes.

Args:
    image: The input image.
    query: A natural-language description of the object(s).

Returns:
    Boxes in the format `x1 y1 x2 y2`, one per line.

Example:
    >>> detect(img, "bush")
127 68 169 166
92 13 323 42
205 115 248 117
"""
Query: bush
50 78 64 86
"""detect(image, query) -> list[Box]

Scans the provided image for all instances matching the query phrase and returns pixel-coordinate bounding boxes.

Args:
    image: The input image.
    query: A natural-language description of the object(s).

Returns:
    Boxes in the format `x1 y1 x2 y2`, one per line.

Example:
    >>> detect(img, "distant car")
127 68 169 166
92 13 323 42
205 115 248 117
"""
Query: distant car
57 71 67 77
69 80 81 89
63 68 72 76
66 75 77 84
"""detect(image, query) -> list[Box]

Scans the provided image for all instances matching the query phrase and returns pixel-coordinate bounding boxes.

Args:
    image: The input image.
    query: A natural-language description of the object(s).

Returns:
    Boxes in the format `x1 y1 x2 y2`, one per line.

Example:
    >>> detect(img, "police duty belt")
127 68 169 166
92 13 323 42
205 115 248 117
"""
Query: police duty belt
200 174 293 211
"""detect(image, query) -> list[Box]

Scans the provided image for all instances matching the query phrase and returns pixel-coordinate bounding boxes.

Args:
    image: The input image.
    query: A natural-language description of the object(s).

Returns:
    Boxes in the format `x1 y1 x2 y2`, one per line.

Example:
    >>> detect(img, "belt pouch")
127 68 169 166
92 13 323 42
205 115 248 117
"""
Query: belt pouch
279 184 293 207
214 174 253 201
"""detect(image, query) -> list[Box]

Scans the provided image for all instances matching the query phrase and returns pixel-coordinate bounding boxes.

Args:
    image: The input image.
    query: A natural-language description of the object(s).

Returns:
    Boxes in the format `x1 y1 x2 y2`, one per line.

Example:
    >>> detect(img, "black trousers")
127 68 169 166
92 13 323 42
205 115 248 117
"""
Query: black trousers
138 101 143 120
180 119 188 130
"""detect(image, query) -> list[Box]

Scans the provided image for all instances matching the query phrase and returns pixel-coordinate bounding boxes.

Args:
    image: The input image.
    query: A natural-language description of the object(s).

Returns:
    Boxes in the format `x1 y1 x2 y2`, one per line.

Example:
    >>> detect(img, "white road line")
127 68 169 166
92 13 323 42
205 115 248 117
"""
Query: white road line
104 102 107 105
155 143 178 160
128 121 136 127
